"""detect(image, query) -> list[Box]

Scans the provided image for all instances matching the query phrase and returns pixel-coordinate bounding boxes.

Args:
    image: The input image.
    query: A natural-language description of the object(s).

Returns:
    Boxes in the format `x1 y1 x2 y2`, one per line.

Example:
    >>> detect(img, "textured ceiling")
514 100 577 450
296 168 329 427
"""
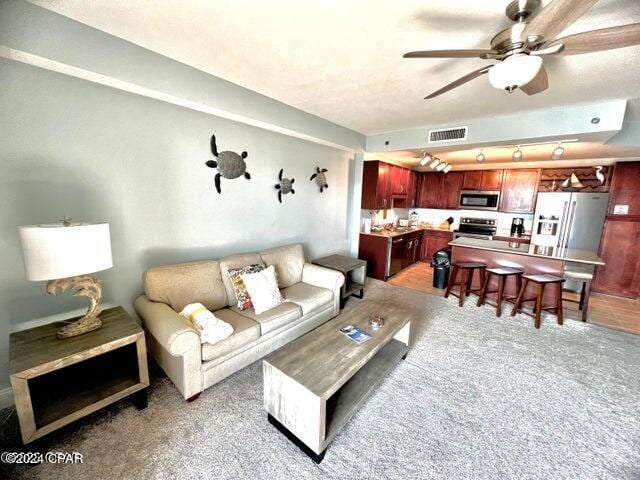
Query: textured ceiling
29 0 640 135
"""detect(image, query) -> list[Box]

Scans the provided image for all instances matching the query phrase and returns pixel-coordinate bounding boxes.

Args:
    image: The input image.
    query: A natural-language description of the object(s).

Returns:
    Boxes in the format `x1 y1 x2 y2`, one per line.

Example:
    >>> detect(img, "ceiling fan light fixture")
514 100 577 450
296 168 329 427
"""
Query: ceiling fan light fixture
551 143 565 160
512 147 523 161
476 150 486 163
442 164 453 173
429 158 441 169
419 153 432 167
488 54 543 92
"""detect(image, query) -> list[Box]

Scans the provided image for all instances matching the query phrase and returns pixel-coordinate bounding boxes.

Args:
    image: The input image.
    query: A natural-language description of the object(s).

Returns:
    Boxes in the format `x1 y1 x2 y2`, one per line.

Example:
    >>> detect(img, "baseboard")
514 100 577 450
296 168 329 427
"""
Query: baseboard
0 386 14 409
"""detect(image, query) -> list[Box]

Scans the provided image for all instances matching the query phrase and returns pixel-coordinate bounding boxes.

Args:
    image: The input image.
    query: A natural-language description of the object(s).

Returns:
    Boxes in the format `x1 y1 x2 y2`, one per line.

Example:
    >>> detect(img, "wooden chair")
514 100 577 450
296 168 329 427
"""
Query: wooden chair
510 274 565 329
444 262 487 307
477 267 524 317
563 267 594 322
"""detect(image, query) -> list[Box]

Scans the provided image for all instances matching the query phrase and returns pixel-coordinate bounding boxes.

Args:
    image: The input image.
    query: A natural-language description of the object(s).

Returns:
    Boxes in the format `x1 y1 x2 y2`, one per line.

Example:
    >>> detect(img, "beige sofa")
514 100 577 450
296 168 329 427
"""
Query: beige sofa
134 244 345 400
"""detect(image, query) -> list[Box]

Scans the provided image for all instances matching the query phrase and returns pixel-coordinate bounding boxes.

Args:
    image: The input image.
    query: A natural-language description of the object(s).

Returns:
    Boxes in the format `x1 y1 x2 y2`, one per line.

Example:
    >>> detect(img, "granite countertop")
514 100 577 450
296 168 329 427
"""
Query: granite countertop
449 237 604 265
361 226 453 238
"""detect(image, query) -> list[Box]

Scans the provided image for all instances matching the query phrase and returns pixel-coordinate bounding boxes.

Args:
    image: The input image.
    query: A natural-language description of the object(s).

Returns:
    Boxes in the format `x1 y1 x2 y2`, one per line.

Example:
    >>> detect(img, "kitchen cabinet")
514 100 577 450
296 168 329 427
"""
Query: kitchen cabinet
417 172 463 209
593 220 640 298
499 169 540 213
420 230 453 262
402 231 422 269
361 161 391 210
462 170 503 191
358 234 390 281
440 171 464 209
607 162 640 217
417 173 441 208
391 165 410 195
407 170 418 208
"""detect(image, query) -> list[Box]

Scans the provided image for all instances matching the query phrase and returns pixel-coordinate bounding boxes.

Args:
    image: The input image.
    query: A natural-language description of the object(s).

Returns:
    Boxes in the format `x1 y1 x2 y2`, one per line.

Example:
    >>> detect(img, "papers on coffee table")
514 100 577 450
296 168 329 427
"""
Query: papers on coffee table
339 325 371 344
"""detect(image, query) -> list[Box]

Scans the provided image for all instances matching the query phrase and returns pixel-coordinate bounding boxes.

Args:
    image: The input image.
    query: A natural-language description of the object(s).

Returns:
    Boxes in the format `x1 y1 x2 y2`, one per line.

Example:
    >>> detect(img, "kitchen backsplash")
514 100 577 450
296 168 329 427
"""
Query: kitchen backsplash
361 208 534 234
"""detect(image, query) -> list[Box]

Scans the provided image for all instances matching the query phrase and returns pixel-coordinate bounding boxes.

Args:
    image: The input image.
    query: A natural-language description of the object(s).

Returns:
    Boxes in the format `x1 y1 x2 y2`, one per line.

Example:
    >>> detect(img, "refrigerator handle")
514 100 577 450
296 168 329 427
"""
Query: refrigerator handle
564 200 578 248
557 201 570 248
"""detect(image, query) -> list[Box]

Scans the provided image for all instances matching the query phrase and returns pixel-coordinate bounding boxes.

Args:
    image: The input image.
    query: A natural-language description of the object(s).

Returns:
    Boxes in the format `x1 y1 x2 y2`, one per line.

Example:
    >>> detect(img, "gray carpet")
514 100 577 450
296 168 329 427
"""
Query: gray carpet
2 279 640 479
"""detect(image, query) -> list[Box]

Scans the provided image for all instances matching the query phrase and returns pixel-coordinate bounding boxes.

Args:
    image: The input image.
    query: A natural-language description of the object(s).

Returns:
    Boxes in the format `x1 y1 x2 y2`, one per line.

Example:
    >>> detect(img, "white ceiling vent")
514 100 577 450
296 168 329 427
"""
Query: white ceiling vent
428 126 468 143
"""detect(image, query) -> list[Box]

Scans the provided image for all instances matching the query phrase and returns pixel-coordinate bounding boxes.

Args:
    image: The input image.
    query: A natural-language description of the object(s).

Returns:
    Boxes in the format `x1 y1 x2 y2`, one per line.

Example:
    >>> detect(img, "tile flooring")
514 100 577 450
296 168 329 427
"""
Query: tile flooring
388 262 640 335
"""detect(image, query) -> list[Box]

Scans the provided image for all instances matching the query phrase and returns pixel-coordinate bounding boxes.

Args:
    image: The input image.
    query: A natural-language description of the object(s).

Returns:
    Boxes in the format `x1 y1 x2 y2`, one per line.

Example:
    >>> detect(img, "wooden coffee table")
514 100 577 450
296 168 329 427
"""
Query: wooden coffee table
263 300 412 462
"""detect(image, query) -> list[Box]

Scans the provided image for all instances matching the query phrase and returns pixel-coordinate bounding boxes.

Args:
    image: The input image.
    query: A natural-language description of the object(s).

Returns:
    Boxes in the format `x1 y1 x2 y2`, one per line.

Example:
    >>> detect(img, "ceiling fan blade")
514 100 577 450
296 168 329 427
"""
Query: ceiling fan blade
404 49 496 59
520 66 549 96
523 0 599 42
424 66 492 100
549 23 640 55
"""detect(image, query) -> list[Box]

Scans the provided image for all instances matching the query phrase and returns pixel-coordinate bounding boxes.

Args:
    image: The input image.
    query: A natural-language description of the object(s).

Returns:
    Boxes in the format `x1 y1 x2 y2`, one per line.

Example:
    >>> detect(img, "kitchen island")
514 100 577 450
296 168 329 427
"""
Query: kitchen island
448 237 604 314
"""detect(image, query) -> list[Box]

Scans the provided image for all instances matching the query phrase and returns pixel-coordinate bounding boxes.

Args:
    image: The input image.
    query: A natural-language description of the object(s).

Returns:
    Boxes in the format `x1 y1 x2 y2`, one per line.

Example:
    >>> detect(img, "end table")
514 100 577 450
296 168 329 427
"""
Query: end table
312 254 367 308
10 306 149 444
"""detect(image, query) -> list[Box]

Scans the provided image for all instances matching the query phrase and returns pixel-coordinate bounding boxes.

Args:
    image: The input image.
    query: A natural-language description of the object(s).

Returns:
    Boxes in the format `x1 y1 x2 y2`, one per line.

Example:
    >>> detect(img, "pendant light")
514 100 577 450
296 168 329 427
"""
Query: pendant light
551 143 564 160
476 150 486 163
512 146 523 161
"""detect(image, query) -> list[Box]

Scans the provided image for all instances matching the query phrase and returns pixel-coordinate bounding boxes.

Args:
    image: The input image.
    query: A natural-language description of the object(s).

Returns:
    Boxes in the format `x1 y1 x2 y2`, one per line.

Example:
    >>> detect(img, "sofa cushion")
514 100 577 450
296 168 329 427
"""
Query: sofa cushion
281 282 334 315
143 260 227 312
259 244 305 289
232 301 302 335
201 308 260 362
219 253 264 307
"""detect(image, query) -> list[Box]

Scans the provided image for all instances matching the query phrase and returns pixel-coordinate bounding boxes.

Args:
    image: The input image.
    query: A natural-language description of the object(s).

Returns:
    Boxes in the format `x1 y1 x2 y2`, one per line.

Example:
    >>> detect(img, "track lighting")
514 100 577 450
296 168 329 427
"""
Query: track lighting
476 150 485 163
551 143 564 160
436 161 447 171
419 152 432 167
443 164 453 174
512 146 523 161
429 157 441 169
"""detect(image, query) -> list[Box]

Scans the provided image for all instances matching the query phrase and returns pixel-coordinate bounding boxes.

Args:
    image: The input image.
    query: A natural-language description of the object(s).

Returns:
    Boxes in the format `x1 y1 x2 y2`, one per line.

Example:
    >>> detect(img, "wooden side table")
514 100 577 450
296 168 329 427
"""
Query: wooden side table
313 254 367 308
9 306 149 444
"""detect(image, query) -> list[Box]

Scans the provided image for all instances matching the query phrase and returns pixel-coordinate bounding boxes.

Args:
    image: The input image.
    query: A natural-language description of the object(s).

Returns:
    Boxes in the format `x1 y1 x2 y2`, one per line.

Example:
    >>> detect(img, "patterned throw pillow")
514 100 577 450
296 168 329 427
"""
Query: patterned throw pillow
227 264 264 310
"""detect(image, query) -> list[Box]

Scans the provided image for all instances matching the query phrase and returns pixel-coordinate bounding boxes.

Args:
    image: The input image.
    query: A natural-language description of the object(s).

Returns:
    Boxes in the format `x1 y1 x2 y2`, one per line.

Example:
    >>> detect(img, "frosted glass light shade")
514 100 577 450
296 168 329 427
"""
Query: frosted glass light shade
19 223 112 281
488 54 543 91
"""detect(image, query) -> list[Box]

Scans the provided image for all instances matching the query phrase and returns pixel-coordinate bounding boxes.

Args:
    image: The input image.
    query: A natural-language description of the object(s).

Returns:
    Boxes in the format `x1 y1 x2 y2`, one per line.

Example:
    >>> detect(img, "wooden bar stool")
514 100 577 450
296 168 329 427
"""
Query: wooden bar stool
563 267 594 322
444 262 487 307
477 267 524 317
510 274 565 329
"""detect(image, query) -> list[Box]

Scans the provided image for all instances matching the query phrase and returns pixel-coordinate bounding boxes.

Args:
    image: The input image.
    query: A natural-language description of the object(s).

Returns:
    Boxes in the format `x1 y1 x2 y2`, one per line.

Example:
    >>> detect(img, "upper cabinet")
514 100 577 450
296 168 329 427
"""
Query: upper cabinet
390 165 410 195
361 160 391 210
499 169 541 213
417 171 463 209
607 162 640 218
462 170 503 191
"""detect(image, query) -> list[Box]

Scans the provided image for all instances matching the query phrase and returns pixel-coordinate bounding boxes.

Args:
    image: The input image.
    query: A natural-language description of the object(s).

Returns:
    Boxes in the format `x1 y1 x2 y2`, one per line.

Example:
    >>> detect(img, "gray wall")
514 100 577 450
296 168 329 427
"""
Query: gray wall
0 58 352 390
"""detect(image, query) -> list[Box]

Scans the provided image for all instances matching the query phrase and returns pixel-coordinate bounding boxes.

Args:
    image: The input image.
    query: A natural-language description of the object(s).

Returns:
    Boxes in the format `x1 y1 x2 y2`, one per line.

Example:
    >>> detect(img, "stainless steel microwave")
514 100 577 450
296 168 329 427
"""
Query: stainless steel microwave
458 190 500 211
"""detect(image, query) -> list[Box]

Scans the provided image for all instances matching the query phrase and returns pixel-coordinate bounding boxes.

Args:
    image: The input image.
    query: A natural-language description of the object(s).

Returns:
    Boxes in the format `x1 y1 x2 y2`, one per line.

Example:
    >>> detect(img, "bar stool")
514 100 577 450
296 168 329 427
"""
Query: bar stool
477 267 524 317
444 262 487 307
563 266 594 322
510 274 565 329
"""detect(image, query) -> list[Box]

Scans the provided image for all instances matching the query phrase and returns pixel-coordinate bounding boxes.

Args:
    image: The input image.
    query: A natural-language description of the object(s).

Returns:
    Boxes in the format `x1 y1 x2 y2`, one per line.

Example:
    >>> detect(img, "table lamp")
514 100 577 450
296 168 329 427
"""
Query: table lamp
19 221 113 339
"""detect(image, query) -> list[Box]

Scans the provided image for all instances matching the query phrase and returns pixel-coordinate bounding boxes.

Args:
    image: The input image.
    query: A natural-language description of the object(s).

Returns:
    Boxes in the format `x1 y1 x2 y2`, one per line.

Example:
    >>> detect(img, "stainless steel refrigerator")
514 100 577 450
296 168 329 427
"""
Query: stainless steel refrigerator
531 192 610 251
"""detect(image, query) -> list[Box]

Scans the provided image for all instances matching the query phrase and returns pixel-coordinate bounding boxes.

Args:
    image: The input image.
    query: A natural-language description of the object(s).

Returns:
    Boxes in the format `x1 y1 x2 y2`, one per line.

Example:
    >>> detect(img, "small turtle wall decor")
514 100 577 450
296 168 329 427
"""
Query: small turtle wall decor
275 169 295 203
310 167 328 193
205 134 251 194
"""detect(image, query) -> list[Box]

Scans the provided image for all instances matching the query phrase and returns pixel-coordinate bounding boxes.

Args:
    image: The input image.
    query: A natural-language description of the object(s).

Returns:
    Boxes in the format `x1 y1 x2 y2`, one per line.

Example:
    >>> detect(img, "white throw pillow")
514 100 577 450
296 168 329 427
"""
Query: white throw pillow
241 265 284 314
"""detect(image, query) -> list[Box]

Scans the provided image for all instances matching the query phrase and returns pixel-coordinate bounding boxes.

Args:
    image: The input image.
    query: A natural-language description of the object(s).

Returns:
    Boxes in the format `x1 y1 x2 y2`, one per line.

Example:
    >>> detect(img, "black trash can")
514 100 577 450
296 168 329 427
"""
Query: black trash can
430 248 451 289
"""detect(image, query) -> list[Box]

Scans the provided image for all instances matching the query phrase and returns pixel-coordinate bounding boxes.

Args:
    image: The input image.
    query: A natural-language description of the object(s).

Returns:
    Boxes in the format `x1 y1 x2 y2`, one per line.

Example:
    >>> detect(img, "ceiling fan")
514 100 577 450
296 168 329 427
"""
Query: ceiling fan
404 0 640 99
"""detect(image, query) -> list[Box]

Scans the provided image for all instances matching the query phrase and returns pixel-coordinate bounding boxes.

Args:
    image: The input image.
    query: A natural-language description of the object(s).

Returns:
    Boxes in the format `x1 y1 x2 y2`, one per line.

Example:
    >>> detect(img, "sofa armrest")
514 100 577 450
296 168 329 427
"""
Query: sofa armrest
302 263 345 294
134 295 200 357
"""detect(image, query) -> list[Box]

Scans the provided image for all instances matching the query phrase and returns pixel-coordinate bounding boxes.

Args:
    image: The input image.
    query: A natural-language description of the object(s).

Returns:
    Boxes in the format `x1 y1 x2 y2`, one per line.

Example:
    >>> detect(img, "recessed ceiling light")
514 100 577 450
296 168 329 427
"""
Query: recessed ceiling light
512 146 523 161
476 150 486 163
436 161 447 171
551 143 565 160
429 157 441 169
419 152 432 166
443 164 453 173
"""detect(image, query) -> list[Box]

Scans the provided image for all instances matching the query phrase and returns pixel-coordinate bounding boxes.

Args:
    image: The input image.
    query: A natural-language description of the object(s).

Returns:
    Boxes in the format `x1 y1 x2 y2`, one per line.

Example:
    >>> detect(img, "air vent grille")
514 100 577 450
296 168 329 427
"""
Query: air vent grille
428 126 468 143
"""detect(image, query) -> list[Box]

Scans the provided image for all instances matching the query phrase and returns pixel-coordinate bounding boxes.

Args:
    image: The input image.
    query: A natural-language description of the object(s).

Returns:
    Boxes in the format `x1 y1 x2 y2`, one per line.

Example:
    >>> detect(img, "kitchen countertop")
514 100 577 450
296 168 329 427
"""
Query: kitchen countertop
449 237 604 265
360 226 453 239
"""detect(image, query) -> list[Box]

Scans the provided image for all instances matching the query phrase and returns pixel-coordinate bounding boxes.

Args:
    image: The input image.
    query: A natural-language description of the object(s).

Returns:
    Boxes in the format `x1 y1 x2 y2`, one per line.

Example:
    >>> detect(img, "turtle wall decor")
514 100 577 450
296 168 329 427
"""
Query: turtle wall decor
205 134 251 194
310 167 328 193
275 169 295 203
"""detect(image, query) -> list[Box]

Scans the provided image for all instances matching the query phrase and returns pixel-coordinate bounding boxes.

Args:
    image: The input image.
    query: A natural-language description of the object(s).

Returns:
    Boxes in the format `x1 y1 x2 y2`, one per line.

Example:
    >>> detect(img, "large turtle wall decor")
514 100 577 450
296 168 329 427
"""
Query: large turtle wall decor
275 169 295 203
205 134 251 194
310 167 328 193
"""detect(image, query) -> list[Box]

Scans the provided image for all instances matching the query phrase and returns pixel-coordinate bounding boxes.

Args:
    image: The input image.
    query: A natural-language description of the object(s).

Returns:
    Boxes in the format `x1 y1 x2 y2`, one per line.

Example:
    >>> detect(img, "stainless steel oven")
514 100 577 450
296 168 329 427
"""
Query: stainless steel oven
454 217 497 240
458 190 500 211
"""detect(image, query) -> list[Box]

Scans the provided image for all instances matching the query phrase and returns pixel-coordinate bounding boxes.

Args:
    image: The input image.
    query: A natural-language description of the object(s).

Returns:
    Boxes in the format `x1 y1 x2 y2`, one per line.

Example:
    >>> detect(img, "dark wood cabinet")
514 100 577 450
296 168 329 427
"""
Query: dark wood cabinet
402 232 422 268
407 170 418 208
593 220 640 298
361 161 391 210
607 162 640 218
417 172 441 208
499 169 540 213
440 171 464 209
358 234 390 281
391 165 410 195
420 230 453 262
417 172 463 209
462 170 503 191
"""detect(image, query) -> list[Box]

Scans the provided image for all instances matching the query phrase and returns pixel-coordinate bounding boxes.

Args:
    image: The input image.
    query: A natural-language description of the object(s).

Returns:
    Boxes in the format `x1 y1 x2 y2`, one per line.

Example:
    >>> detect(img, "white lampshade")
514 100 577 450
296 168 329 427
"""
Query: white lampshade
19 223 113 281
488 54 543 91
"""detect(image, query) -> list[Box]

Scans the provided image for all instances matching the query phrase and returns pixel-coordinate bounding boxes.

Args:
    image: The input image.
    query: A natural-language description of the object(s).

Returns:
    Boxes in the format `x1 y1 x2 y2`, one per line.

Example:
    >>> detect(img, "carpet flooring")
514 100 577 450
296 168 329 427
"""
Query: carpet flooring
2 279 640 479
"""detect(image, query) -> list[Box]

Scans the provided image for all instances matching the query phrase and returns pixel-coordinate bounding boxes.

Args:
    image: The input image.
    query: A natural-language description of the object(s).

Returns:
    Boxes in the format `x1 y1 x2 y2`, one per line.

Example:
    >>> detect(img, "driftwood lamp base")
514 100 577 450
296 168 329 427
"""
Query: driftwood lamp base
46 275 104 339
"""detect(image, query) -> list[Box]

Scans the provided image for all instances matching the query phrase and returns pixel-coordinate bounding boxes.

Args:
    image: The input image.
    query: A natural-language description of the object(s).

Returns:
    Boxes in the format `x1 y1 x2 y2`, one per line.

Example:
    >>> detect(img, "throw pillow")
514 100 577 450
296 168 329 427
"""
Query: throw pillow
227 264 264 310
241 265 284 315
